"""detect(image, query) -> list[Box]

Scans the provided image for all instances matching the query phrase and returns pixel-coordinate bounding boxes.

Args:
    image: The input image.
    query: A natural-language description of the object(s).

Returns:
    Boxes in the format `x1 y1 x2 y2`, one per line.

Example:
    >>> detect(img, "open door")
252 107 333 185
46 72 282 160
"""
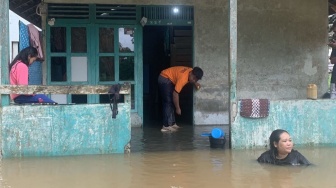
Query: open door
143 26 193 127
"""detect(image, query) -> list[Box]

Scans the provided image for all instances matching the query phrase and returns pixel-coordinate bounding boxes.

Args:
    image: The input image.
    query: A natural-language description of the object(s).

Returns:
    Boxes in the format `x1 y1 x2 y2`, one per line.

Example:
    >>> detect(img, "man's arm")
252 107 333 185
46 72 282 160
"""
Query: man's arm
173 91 181 115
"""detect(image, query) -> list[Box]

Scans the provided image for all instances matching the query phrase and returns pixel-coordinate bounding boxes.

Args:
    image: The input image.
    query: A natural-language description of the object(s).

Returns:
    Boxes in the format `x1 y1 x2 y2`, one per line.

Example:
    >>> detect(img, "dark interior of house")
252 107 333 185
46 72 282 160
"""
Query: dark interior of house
143 25 193 127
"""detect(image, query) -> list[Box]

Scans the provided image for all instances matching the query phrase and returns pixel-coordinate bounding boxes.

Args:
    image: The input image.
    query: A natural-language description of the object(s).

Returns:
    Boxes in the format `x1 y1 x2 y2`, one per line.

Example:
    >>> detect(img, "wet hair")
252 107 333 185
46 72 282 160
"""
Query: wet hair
192 67 203 80
269 129 289 158
9 46 38 71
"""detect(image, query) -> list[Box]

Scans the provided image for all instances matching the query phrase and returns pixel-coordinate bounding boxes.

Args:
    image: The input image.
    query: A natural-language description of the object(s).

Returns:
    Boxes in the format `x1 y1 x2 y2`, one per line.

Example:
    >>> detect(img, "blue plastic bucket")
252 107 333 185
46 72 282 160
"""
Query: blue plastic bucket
211 128 224 138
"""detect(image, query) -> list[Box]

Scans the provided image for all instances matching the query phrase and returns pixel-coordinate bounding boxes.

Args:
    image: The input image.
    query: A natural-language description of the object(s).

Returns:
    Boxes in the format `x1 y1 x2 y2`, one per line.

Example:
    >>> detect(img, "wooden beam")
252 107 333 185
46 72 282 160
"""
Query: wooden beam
0 84 131 95
329 2 336 12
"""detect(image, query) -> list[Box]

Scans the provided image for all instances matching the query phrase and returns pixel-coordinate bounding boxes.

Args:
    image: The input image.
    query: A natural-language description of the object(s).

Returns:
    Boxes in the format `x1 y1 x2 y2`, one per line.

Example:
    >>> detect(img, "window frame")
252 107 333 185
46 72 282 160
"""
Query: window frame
47 23 139 112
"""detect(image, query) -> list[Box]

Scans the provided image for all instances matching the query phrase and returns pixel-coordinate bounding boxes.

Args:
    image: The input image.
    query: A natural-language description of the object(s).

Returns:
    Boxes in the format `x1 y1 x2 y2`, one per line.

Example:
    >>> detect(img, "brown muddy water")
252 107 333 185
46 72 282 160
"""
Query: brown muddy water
0 125 335 188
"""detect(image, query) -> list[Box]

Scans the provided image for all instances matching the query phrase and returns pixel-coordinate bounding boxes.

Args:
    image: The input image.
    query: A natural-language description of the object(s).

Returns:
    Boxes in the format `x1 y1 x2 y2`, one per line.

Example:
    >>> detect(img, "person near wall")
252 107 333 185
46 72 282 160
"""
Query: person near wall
257 129 311 166
328 21 336 98
158 66 203 132
9 46 56 104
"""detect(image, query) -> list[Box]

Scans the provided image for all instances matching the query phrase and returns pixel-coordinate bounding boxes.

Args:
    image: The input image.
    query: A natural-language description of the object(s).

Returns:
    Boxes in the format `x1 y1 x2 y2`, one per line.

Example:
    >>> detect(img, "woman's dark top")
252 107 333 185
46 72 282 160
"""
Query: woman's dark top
257 149 311 166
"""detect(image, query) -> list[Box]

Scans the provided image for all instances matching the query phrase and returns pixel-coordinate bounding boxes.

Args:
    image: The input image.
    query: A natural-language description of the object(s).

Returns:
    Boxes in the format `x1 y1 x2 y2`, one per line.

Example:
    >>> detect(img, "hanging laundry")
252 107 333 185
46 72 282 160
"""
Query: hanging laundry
27 24 44 60
19 21 30 51
108 84 122 119
19 21 42 85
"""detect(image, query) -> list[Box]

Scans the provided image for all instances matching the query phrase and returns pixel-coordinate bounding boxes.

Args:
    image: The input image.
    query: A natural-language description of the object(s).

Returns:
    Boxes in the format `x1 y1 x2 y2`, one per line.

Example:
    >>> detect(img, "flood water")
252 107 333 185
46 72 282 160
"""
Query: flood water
0 124 335 188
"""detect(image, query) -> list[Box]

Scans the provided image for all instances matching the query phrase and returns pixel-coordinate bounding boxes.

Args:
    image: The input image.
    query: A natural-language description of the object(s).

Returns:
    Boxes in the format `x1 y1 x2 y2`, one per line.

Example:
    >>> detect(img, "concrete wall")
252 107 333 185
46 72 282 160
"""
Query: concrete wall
2 103 131 157
237 0 328 100
232 99 336 149
44 0 328 126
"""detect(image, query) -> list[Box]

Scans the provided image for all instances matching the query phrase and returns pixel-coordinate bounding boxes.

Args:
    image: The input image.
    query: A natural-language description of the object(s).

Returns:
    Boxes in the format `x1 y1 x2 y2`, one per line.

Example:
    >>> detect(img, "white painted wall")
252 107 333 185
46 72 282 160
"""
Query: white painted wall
9 10 41 61
9 10 30 61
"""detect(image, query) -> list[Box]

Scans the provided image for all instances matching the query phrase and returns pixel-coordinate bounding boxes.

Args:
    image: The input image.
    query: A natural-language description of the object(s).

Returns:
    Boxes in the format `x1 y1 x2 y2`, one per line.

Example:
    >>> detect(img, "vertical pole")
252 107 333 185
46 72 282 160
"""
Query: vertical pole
228 0 237 148
136 6 144 126
0 0 10 106
41 2 47 85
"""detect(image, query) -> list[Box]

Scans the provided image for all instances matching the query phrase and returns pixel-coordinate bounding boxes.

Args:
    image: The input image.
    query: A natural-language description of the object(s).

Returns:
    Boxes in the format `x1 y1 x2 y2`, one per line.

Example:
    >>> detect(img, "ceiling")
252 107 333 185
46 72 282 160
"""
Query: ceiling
330 0 336 15
9 0 336 29
9 0 42 28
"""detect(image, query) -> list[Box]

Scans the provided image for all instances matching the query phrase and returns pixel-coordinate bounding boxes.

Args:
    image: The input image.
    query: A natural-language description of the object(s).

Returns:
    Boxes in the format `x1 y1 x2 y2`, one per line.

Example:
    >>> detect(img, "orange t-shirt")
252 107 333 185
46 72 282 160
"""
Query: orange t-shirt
160 66 192 93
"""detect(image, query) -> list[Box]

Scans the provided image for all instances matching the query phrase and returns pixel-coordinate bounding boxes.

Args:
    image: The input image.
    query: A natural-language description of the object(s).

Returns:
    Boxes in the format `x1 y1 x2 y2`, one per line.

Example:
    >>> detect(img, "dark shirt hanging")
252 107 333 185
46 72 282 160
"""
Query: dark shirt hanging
108 84 121 119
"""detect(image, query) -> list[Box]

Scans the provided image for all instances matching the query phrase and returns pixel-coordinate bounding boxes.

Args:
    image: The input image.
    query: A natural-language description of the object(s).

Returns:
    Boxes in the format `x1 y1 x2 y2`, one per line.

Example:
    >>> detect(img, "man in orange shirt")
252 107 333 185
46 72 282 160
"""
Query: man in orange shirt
158 66 203 132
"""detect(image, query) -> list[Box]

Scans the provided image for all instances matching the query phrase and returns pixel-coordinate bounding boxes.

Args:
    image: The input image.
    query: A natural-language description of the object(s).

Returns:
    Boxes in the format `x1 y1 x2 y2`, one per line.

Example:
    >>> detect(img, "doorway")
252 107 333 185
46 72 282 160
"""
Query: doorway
143 25 193 127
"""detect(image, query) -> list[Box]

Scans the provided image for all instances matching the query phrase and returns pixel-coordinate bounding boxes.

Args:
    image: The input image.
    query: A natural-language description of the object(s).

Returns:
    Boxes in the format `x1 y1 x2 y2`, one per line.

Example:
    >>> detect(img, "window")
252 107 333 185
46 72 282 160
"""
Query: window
48 24 137 110
49 26 89 103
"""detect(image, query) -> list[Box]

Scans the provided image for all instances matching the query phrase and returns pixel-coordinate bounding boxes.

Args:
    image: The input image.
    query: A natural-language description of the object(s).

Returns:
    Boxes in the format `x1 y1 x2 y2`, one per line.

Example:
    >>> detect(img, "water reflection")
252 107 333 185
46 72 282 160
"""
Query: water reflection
0 125 335 188
257 165 304 188
136 126 196 152
132 124 229 153
1 155 132 188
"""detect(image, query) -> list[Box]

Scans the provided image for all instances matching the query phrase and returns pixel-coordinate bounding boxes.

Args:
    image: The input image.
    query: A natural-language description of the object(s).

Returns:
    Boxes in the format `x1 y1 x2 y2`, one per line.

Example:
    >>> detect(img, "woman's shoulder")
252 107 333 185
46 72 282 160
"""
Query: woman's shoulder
14 61 28 68
289 149 311 165
15 60 26 65
259 150 271 156
257 150 273 163
10 60 27 73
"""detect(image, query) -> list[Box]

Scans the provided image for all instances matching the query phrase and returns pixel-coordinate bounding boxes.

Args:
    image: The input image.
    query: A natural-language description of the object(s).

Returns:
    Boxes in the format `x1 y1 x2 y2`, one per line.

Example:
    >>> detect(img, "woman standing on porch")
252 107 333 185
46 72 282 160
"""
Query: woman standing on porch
9 46 56 104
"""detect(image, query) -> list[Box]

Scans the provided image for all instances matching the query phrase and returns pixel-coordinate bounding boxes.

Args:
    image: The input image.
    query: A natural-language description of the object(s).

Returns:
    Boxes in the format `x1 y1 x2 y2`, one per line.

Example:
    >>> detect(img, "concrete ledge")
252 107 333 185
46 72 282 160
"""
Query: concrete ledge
0 84 131 95
232 99 336 149
1 103 131 157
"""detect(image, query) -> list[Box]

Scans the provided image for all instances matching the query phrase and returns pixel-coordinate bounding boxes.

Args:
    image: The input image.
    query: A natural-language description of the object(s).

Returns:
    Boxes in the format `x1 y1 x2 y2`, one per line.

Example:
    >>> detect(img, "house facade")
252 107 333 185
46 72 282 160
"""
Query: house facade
0 0 332 156
39 0 328 127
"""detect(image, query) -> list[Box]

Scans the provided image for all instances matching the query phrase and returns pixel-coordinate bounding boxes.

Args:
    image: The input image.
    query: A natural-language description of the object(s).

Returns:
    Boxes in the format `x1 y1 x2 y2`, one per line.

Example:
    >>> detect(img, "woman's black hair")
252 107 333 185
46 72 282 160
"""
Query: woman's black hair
269 129 289 158
9 46 38 71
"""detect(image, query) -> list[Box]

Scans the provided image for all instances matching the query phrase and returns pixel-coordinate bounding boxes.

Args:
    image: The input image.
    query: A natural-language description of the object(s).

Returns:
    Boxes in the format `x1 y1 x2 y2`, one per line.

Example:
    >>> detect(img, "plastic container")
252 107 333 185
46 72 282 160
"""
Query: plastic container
211 128 224 138
201 128 225 138
209 136 226 148
307 84 317 100
201 128 226 149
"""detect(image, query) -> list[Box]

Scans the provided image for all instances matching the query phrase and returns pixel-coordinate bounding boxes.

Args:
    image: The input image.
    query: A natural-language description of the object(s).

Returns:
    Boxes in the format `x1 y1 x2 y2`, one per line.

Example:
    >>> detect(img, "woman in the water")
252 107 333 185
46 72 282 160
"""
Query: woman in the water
257 129 311 165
